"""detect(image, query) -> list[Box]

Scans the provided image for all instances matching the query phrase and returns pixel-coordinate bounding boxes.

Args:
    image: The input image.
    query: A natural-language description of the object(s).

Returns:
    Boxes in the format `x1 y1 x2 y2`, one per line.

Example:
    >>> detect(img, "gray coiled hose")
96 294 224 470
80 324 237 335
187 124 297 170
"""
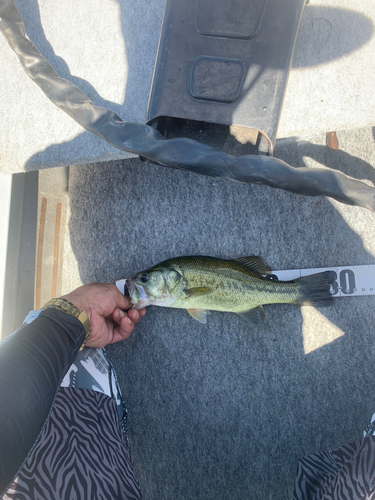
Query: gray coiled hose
0 0 374 210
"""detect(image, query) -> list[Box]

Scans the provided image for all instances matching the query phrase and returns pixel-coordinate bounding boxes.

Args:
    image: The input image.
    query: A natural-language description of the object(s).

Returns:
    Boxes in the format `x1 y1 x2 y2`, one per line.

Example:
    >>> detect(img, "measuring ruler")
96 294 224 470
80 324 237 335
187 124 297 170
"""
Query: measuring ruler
116 265 375 298
270 264 375 297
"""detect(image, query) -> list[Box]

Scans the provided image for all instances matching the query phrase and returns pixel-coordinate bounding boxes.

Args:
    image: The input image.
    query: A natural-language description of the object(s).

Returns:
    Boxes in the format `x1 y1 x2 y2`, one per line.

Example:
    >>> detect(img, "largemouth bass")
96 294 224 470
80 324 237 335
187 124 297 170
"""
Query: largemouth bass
125 256 334 324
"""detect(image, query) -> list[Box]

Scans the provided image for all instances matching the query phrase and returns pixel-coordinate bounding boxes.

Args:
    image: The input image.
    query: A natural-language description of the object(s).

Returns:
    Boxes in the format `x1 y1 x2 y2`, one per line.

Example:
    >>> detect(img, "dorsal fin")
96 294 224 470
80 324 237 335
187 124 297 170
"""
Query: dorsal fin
235 256 271 276
238 305 265 325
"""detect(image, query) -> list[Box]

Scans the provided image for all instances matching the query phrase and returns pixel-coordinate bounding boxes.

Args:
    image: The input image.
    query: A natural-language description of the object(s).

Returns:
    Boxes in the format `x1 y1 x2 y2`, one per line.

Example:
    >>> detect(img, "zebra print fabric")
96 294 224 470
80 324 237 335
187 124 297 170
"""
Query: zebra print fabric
60 347 129 446
293 437 375 499
3 387 142 500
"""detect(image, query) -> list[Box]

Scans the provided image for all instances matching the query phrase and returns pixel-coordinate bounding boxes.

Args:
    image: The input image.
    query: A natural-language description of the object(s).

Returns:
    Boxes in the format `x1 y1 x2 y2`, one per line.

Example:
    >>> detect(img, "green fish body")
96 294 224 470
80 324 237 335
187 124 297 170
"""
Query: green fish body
126 255 334 324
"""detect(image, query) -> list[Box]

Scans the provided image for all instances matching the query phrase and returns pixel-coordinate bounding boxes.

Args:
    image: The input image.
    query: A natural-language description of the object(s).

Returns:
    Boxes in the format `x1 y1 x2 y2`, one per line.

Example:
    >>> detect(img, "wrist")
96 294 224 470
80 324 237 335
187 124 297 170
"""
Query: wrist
42 298 91 350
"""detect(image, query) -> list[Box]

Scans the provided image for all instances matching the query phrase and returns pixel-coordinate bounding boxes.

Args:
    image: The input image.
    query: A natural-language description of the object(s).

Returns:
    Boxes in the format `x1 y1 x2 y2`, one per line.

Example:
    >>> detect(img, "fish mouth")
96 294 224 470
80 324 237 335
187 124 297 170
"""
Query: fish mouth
125 279 151 309
124 280 131 297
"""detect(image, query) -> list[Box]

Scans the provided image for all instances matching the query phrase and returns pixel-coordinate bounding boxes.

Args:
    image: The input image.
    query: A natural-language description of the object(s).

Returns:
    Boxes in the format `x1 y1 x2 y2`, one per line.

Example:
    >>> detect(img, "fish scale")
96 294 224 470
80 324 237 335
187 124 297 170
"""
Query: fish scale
171 261 301 312
127 255 334 324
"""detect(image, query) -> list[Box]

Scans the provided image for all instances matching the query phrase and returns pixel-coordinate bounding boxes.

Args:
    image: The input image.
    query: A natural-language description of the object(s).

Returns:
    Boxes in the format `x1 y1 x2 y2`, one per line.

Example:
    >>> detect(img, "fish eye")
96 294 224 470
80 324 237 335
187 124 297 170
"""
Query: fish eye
140 273 148 283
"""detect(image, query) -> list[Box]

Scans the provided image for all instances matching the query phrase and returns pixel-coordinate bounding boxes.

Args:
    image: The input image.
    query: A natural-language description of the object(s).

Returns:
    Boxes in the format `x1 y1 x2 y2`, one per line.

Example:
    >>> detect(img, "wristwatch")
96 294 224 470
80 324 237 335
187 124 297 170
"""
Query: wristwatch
42 298 91 350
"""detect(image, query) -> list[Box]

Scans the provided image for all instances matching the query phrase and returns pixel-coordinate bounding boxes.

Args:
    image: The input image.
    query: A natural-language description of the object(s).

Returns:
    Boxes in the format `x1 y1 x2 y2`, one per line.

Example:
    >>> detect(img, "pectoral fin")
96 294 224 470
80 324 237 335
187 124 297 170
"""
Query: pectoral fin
184 287 211 298
238 305 265 325
187 309 208 324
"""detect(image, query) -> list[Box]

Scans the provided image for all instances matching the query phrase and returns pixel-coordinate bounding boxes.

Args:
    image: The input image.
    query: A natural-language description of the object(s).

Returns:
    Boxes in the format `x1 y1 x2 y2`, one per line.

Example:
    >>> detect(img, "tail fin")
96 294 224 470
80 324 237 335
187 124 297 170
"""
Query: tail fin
294 271 335 307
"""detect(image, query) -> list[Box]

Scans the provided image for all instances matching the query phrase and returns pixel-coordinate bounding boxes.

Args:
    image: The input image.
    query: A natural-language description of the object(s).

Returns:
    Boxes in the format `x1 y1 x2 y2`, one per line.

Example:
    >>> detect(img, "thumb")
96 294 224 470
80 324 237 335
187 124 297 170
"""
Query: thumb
110 285 132 311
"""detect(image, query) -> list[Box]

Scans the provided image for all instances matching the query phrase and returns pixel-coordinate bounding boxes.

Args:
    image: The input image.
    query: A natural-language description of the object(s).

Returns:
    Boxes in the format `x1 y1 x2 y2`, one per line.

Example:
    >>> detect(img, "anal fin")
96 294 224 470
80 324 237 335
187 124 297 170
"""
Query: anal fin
238 305 265 325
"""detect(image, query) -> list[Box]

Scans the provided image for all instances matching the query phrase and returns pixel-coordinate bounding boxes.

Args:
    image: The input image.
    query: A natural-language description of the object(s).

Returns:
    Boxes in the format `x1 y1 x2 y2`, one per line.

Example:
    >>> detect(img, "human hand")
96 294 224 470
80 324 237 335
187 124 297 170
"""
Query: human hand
61 283 146 348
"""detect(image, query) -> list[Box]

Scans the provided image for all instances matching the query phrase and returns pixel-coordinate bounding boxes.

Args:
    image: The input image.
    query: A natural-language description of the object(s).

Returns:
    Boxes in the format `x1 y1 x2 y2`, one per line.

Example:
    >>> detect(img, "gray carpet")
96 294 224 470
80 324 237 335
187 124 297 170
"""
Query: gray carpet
67 129 375 499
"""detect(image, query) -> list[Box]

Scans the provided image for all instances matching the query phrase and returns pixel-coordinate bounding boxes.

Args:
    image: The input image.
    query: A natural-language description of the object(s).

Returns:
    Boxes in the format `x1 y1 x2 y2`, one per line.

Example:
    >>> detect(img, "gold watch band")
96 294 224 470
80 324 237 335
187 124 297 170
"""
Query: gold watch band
42 298 91 350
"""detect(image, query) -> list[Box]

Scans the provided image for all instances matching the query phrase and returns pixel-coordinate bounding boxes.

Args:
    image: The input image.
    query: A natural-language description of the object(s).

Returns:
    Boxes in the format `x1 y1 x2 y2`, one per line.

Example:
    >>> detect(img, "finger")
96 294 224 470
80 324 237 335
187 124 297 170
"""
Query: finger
109 285 132 311
127 308 139 323
112 307 126 325
86 315 114 349
127 307 147 323
110 315 135 344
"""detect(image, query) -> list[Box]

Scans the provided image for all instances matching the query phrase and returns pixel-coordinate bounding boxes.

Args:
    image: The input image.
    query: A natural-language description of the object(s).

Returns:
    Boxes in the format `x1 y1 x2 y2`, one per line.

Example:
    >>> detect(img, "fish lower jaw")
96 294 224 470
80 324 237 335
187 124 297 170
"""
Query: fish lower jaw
133 301 151 310
146 296 180 308
131 294 179 310
130 282 152 309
